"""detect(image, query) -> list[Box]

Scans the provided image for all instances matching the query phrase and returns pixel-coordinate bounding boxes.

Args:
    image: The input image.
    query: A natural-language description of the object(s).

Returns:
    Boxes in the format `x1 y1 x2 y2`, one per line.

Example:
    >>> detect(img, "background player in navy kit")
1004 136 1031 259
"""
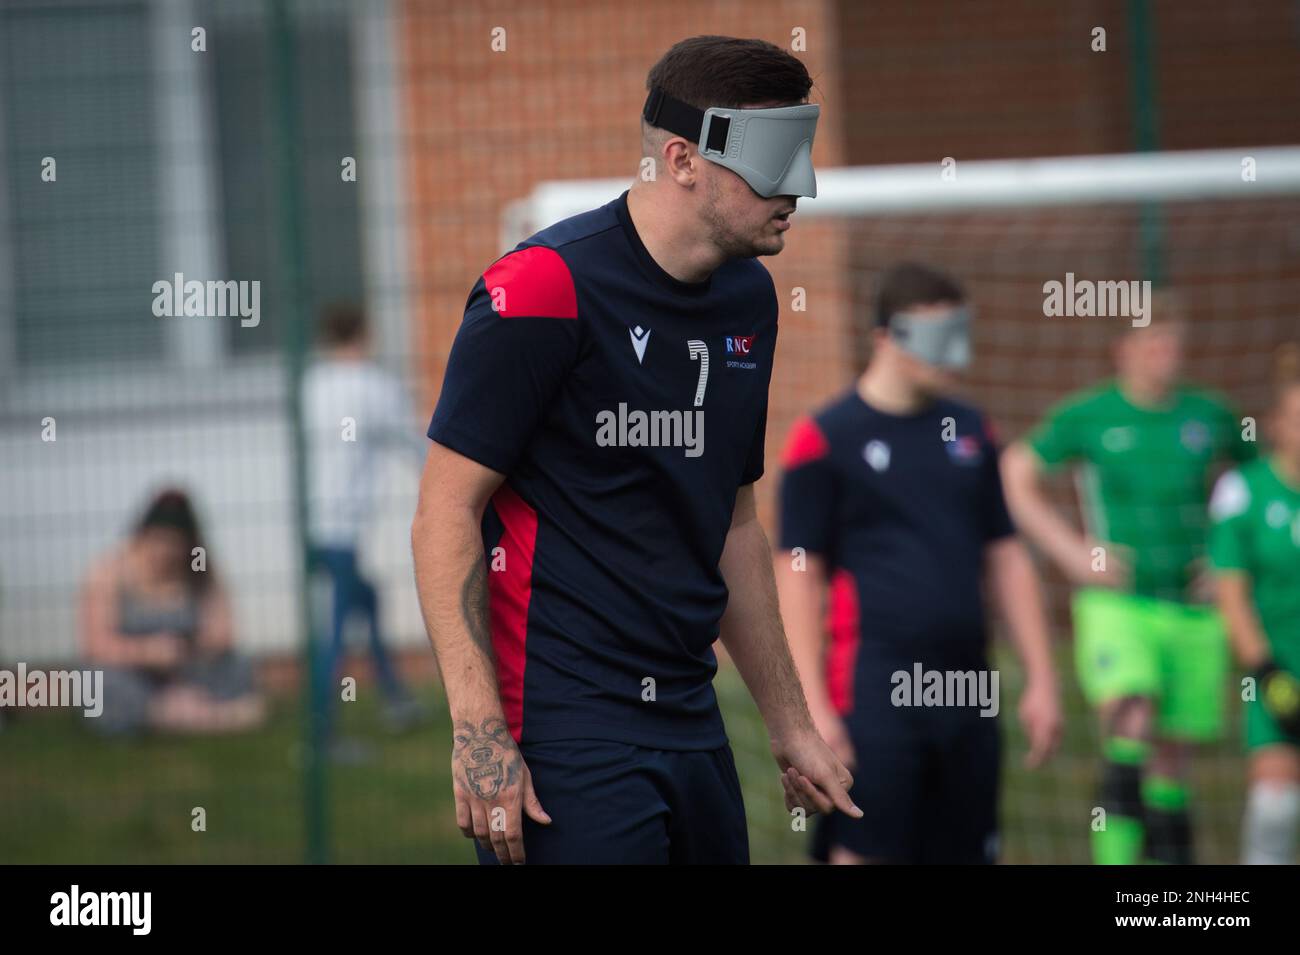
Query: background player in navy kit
775 263 1063 864
411 36 857 865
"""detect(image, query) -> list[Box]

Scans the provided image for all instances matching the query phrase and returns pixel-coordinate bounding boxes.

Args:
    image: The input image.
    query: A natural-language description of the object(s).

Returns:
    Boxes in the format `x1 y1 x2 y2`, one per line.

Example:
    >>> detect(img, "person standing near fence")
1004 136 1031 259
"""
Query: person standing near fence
304 304 427 749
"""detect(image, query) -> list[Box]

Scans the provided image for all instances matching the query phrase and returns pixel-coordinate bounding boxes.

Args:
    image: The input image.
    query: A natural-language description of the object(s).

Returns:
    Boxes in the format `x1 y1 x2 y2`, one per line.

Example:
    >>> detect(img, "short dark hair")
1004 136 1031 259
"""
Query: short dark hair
874 263 966 328
644 36 813 116
319 302 367 346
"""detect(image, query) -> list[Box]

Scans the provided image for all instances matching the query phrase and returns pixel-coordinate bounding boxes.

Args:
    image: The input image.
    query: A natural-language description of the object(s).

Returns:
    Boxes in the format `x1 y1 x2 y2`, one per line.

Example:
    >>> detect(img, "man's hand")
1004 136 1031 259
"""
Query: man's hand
1064 539 1132 590
451 716 550 864
772 726 861 818
1017 678 1063 768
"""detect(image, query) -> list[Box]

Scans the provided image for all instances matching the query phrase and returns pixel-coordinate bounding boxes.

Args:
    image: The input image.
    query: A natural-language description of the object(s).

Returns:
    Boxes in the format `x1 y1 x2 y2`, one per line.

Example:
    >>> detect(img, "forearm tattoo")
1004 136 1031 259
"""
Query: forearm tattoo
452 717 519 800
460 558 493 658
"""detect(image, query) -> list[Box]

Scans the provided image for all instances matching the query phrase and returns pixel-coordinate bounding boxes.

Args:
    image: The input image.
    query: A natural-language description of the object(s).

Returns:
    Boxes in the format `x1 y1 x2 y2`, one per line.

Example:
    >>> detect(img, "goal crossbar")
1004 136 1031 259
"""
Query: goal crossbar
503 145 1300 247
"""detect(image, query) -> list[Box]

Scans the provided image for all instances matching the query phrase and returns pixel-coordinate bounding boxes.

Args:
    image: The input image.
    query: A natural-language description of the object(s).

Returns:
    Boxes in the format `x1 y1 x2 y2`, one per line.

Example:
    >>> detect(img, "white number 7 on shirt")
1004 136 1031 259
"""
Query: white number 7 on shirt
687 340 709 408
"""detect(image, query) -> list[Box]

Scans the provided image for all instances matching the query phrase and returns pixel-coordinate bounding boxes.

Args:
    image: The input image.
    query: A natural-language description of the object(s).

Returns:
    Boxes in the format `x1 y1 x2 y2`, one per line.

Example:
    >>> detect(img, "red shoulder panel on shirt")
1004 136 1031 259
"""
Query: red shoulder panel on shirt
781 416 831 470
982 415 1001 446
481 246 578 319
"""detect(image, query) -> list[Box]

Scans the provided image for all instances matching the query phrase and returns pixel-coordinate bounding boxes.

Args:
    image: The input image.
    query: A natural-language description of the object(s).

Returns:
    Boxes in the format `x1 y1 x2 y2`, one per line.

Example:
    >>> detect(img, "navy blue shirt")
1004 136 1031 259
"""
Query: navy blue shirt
428 190 777 749
777 389 1014 723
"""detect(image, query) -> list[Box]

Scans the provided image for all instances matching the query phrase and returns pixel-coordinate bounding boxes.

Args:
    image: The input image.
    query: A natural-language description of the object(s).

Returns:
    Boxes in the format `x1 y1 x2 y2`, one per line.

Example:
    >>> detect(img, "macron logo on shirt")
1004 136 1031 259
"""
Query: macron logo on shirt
629 325 651 364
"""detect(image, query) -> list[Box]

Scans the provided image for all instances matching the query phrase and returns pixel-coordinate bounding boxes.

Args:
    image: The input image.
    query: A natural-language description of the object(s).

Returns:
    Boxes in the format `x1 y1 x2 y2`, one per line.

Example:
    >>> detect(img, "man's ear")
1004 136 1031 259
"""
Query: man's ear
662 137 699 187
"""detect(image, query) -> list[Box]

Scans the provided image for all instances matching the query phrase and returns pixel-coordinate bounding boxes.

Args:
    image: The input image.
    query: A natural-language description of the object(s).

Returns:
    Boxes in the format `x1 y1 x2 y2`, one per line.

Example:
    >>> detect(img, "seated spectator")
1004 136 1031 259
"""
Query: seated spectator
80 488 266 736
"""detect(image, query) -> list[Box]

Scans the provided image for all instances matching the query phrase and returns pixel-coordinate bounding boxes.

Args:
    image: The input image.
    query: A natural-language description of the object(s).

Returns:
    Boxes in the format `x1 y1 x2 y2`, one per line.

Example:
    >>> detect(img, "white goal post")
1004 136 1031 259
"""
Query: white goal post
502 145 1300 248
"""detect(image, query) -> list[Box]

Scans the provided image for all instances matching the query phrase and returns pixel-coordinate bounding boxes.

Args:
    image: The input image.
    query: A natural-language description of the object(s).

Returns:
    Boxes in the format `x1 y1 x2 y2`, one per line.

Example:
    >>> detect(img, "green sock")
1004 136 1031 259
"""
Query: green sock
1094 815 1145 865
1142 775 1189 811
1092 737 1149 865
1142 775 1192 864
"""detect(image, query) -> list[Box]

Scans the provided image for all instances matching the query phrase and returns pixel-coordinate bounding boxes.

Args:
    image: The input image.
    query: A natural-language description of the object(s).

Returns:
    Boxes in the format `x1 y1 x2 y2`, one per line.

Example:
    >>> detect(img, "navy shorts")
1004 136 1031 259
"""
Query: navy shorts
812 706 1000 864
474 739 749 865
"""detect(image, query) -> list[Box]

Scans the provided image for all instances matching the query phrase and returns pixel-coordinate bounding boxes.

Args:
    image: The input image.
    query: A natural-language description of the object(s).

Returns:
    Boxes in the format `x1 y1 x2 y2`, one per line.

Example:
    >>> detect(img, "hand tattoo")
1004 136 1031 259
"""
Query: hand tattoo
452 717 519 800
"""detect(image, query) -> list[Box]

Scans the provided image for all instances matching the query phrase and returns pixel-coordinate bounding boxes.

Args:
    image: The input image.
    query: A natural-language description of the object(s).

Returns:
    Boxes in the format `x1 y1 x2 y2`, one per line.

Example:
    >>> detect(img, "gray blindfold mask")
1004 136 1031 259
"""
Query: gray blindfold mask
642 87 819 199
887 307 973 369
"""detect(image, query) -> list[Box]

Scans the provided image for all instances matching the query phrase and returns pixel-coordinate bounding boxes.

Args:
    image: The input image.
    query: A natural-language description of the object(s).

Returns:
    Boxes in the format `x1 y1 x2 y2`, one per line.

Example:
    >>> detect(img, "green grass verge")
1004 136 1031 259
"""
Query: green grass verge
0 647 1249 864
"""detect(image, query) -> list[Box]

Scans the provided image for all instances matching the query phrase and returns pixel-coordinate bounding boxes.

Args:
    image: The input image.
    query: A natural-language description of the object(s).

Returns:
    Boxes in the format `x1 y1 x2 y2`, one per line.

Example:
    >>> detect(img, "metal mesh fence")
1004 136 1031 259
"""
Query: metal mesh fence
1 0 1297 865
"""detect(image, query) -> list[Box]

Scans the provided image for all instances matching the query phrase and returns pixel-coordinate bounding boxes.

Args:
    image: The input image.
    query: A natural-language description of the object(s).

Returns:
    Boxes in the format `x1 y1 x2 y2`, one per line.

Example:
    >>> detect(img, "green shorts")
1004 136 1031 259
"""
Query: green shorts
1072 588 1228 741
1244 697 1298 750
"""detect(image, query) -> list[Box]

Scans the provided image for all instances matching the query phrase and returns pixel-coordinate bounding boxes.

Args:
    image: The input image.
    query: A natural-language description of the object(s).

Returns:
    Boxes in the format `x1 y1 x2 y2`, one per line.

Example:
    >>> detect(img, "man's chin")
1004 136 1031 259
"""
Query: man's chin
925 374 965 397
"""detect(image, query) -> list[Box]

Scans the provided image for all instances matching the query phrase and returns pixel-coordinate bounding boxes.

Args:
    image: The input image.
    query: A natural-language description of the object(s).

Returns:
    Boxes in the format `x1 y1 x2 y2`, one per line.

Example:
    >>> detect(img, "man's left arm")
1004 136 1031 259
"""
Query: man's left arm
986 536 1063 768
717 484 860 819
983 413 1063 767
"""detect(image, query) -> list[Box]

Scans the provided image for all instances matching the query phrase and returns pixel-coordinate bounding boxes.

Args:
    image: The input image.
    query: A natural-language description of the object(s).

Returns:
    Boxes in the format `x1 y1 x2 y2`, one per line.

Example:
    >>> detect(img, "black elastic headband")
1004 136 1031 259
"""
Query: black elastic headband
642 87 732 154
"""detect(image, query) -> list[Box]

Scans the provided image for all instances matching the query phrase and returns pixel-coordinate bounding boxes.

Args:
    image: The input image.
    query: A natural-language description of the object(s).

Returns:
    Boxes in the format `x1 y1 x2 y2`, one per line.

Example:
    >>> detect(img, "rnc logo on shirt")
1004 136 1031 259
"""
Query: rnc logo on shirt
724 334 757 370
945 434 983 465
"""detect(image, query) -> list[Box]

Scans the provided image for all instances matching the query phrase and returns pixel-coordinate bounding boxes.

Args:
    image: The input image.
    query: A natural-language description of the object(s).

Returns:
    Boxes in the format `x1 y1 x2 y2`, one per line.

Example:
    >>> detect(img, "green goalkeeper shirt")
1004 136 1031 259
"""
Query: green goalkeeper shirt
1209 457 1300 671
1026 381 1254 602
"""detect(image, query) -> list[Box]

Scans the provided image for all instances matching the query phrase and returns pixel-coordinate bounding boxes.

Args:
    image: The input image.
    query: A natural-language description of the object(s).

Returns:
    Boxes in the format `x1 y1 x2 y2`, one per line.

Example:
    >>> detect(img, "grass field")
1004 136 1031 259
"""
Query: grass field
0 645 1250 864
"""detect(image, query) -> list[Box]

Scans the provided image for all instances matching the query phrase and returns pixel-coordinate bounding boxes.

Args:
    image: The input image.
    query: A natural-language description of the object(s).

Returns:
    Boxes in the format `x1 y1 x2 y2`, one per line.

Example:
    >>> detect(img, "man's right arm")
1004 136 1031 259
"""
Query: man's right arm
1216 572 1271 669
416 246 581 863
1208 470 1271 668
410 440 549 864
1001 440 1129 589
411 439 504 718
